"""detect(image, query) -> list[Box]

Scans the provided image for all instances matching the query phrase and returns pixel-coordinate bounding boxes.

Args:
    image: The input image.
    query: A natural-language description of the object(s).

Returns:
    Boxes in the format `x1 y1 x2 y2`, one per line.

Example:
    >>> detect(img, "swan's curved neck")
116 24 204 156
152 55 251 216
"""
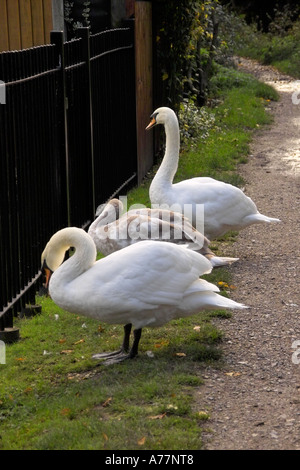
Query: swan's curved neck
88 203 120 238
150 115 180 198
50 229 96 288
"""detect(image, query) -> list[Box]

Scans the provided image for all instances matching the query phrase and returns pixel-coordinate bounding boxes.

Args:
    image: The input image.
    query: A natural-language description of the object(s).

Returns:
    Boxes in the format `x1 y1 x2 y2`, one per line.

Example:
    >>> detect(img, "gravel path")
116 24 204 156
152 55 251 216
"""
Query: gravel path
199 58 300 450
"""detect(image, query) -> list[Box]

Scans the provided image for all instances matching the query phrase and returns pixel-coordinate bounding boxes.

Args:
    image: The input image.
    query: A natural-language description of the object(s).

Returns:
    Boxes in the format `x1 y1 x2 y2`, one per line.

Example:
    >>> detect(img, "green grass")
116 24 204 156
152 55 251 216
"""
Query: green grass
0 65 278 450
1 296 225 450
236 20 300 78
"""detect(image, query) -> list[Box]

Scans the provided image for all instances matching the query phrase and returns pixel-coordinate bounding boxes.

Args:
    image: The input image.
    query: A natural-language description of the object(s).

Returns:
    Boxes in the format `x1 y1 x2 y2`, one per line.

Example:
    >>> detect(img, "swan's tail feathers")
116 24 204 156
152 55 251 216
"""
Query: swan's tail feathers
207 255 239 268
212 295 248 310
246 213 281 224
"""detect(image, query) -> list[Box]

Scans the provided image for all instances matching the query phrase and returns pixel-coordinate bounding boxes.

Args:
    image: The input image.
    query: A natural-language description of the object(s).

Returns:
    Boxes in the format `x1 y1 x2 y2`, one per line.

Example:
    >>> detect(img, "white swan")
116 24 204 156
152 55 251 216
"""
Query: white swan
146 107 280 240
88 198 238 267
41 227 247 364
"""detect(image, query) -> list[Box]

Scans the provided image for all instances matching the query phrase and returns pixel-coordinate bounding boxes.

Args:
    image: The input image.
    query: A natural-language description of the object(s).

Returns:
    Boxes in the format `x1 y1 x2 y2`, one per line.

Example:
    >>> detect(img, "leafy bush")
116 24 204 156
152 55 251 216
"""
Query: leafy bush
153 1 242 108
178 99 215 148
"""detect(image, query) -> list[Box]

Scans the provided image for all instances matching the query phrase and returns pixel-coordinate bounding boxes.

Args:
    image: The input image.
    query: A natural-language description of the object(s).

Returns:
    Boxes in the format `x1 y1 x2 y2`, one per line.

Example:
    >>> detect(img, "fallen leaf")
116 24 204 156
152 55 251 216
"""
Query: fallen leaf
24 387 33 394
98 324 105 332
138 436 146 446
175 352 186 357
193 326 201 332
60 408 71 416
103 433 109 441
59 339 66 344
225 371 241 377
102 397 112 407
148 412 166 420
74 339 85 345
15 357 26 361
154 340 169 348
60 349 74 355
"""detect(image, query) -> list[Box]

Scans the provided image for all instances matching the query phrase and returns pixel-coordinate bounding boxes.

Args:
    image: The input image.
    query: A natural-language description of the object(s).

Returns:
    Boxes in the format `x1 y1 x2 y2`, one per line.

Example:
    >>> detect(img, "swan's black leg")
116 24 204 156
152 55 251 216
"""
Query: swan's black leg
101 328 143 365
122 323 132 352
129 328 142 358
92 323 132 360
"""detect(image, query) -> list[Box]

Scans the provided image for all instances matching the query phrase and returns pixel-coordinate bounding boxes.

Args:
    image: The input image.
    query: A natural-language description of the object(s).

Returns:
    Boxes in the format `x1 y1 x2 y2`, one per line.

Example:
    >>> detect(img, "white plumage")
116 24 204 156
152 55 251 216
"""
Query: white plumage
147 107 280 240
88 198 238 268
42 227 247 364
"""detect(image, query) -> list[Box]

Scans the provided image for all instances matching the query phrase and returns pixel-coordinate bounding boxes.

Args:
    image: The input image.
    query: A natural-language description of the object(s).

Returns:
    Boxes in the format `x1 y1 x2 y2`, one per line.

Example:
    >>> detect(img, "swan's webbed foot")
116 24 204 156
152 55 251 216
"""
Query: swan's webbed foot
100 351 137 365
92 326 142 366
92 349 125 360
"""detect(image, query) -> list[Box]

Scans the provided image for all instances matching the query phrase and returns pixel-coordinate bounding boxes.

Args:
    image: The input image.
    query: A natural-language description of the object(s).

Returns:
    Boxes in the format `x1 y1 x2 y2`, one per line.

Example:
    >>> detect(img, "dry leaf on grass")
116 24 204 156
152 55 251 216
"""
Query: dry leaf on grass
138 436 146 446
60 349 74 355
74 339 85 345
148 412 166 420
102 397 112 407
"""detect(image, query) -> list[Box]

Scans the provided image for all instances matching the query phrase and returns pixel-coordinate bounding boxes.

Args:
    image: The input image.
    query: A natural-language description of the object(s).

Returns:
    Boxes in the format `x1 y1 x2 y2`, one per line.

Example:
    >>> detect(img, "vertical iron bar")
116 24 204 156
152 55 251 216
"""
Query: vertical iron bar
77 27 95 219
51 31 70 227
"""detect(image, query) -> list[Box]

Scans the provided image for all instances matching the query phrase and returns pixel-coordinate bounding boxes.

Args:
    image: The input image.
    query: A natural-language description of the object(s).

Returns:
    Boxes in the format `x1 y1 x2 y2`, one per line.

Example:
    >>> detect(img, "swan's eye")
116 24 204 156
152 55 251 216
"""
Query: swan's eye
146 112 159 130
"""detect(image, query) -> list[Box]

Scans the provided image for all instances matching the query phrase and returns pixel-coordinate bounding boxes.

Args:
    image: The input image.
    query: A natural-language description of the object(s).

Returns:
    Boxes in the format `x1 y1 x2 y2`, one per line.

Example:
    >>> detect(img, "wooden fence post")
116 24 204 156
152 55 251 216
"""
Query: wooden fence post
135 0 153 185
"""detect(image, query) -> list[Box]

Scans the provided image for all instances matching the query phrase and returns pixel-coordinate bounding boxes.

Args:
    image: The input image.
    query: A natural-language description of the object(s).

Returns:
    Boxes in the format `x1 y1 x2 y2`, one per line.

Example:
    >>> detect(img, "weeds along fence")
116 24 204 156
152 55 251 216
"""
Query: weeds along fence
0 25 137 335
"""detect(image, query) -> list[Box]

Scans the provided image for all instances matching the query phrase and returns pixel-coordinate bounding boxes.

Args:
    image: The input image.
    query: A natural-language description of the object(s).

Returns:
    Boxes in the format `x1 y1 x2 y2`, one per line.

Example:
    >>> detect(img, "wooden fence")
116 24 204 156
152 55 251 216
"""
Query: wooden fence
0 25 138 341
0 0 53 52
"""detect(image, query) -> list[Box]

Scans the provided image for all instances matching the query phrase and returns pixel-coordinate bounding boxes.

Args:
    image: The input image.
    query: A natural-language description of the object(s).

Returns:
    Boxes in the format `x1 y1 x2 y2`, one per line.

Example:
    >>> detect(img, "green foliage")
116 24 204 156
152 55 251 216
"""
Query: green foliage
64 1 91 36
233 11 300 78
178 99 216 148
154 1 234 108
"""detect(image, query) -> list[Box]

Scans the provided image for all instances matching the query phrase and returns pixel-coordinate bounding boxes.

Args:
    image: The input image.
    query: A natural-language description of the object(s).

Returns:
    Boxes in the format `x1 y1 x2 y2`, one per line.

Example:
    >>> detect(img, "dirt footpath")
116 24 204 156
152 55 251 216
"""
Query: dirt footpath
199 58 300 450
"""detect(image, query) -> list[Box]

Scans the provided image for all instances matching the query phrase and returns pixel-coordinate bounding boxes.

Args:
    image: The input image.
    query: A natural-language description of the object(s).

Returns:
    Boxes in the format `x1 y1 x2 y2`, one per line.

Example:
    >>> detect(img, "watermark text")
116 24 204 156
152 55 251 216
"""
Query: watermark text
0 80 5 104
292 340 300 364
0 340 6 364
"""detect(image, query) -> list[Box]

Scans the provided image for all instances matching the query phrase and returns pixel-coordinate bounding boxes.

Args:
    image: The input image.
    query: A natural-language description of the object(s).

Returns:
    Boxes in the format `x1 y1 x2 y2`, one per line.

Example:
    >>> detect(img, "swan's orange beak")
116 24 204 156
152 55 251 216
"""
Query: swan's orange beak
41 259 53 292
44 267 52 290
146 116 156 130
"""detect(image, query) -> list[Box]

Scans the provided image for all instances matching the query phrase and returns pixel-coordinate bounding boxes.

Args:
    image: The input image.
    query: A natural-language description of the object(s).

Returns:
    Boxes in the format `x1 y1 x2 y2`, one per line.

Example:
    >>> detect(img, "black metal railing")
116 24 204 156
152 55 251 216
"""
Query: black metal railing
0 25 137 334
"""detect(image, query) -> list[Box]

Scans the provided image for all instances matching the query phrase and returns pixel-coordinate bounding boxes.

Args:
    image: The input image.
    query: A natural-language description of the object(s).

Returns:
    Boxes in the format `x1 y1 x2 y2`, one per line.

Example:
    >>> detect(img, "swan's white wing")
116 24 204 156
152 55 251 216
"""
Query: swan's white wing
69 240 213 326
172 179 260 237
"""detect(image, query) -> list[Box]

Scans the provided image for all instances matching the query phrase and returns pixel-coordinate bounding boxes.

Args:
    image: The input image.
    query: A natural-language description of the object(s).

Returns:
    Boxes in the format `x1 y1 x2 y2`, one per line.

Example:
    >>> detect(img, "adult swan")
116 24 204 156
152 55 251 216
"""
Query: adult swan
42 227 246 365
146 107 280 240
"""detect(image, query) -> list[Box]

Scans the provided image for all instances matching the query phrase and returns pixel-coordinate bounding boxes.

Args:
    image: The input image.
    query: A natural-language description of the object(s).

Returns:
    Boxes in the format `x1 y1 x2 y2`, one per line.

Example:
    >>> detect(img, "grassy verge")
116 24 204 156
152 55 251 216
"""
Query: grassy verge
0 66 278 450
236 20 300 78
